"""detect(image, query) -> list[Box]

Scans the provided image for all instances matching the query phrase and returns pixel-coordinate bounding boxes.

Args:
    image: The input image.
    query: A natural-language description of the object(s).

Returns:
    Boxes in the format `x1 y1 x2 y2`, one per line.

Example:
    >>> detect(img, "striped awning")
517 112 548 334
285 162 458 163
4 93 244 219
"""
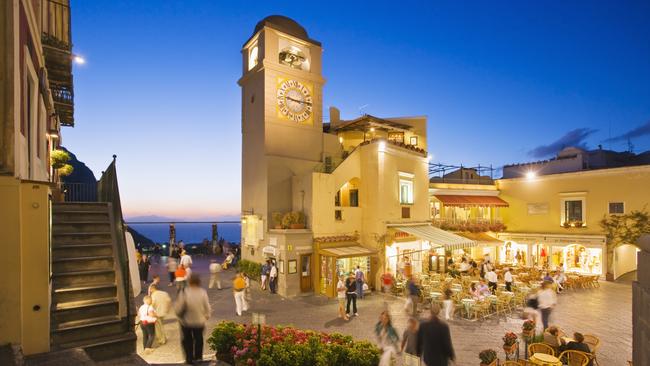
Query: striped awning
434 195 509 207
394 225 477 251
319 245 378 258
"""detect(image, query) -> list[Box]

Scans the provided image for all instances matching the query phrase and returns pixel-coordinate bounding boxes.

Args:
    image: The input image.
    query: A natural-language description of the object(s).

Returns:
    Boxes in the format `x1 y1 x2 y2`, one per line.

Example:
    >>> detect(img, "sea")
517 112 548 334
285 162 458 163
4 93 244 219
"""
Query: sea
127 223 241 244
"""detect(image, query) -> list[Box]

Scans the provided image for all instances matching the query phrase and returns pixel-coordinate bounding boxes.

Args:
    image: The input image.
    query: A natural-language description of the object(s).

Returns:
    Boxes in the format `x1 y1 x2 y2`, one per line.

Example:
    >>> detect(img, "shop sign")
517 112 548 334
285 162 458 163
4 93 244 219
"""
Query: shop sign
262 246 276 256
527 202 549 215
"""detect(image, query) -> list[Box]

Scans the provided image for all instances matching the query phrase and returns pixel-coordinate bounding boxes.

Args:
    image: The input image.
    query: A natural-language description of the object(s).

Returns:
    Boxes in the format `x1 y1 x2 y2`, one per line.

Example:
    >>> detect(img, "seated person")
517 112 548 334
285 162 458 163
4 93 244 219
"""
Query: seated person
477 280 491 297
543 326 565 351
565 332 593 366
470 283 482 300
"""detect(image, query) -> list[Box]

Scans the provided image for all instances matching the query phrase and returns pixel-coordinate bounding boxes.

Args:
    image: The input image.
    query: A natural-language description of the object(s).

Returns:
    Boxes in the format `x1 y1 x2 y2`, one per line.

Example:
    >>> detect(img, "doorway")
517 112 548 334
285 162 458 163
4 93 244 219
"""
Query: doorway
300 254 312 292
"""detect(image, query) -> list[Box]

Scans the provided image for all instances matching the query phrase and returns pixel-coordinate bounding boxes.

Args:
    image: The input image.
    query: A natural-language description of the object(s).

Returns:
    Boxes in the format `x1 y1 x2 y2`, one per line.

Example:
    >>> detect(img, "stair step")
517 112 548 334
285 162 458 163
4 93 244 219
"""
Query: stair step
53 232 113 245
53 211 110 223
53 203 109 212
58 332 137 362
53 231 112 236
53 298 119 325
52 316 127 345
53 255 114 273
54 283 118 304
53 269 115 288
53 222 112 234
53 244 113 259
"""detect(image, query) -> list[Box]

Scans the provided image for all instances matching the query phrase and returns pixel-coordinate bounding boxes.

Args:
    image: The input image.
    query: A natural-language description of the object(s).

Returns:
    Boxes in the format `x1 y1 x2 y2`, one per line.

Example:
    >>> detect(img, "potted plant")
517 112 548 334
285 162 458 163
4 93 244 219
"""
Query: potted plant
283 211 305 229
562 221 571 228
522 319 536 339
573 220 585 228
478 349 498 366
272 212 284 229
502 332 518 354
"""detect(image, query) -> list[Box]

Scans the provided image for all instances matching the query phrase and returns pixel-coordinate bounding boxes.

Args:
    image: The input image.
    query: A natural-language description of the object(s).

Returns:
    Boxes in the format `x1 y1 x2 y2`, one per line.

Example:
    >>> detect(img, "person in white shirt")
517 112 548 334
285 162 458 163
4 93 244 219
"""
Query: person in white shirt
458 259 470 273
504 267 513 292
337 275 349 320
208 260 222 290
174 274 211 364
180 250 193 269
150 284 171 345
485 269 498 293
269 261 278 294
537 281 557 331
138 296 157 353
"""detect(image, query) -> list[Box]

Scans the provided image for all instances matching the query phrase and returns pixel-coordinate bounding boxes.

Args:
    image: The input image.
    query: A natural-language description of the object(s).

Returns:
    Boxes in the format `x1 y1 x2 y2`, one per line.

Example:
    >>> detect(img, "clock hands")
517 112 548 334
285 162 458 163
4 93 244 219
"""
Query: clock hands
285 96 312 106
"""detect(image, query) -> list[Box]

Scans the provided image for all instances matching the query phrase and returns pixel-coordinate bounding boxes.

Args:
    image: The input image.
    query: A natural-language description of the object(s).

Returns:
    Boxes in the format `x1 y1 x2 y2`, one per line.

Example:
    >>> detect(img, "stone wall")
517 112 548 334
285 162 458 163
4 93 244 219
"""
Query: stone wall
633 235 650 366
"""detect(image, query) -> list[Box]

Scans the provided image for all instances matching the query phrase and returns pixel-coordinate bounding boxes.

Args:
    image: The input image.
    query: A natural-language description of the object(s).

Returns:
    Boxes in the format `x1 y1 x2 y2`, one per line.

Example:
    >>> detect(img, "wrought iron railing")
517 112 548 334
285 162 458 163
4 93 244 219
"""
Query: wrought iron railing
61 182 97 202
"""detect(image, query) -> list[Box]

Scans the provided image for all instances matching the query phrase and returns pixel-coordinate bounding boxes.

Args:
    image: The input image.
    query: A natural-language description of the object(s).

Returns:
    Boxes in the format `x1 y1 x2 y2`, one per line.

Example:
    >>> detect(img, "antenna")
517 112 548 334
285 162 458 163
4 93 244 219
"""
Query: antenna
358 104 369 116
627 138 634 153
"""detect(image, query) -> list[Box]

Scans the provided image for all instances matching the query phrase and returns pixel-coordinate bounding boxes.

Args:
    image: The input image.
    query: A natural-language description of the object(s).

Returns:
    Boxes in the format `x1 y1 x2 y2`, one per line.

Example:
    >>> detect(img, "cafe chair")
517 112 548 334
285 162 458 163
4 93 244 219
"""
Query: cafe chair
528 342 555 357
559 350 590 366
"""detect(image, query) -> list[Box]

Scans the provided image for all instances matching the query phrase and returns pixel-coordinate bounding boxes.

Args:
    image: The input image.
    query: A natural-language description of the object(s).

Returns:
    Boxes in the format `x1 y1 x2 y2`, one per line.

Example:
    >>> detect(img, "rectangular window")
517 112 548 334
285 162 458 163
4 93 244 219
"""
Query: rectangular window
388 132 404 144
349 189 359 207
402 207 411 219
334 191 341 207
608 202 624 215
409 136 418 146
564 200 583 222
335 210 342 221
399 179 414 204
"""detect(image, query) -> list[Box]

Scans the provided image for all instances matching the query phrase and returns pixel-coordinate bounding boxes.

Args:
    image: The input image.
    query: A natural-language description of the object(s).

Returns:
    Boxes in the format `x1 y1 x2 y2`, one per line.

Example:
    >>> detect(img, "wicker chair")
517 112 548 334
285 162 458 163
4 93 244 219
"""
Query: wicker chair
559 350 590 366
501 361 522 366
583 334 600 352
528 342 555 357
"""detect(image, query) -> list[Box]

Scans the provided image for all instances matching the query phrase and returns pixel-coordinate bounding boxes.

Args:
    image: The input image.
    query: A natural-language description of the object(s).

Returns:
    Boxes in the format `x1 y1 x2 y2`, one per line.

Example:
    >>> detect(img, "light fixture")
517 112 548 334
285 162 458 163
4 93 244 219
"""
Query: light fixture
526 171 536 180
338 136 343 144
73 54 85 65
370 127 375 132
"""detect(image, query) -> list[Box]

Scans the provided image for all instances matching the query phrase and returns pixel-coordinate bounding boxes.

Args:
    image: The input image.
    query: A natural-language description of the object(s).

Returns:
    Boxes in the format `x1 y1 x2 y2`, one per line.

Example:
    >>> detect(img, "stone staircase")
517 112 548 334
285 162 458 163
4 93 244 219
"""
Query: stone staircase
51 202 136 361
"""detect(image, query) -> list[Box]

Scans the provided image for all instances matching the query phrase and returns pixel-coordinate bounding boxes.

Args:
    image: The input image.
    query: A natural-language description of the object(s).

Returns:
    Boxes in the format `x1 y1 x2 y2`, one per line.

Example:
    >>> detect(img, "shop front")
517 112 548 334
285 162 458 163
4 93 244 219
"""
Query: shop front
315 240 378 298
497 233 606 277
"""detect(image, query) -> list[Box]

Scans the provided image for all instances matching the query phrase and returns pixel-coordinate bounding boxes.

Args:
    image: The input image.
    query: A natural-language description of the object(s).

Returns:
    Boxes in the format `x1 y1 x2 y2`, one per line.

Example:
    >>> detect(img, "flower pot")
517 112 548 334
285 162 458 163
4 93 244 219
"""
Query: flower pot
503 343 517 354
290 223 305 229
480 361 497 366
522 329 535 339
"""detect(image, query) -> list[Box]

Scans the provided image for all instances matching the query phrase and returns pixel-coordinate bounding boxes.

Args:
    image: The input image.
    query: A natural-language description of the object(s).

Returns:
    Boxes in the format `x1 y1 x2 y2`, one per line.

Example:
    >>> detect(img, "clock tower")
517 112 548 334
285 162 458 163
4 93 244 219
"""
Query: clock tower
239 16 325 244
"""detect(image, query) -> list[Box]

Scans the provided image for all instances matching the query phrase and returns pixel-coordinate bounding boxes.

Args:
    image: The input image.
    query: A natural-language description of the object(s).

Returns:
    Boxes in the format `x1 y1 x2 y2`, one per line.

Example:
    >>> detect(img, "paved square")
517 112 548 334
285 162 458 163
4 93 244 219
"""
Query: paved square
137 257 631 365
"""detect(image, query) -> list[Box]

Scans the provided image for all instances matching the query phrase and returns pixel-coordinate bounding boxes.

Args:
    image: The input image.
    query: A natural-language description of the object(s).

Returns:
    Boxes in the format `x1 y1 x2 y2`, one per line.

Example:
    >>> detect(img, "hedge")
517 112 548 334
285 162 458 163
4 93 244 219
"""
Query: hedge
207 321 380 366
236 259 263 280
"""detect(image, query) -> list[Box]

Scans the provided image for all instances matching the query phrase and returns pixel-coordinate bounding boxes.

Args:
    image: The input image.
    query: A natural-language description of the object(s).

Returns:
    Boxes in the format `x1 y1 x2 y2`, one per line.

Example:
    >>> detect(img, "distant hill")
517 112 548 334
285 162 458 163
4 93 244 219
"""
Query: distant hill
59 146 97 184
127 226 155 246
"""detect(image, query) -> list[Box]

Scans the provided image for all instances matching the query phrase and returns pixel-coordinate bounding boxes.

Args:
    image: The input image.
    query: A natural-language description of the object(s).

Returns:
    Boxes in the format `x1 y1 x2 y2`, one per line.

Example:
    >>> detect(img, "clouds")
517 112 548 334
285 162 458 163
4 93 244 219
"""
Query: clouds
604 120 650 143
528 128 598 158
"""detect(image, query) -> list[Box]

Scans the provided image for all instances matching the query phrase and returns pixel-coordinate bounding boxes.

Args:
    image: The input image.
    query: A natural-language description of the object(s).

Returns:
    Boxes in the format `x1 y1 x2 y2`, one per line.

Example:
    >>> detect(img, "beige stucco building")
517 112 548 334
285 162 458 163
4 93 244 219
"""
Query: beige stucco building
239 16 473 297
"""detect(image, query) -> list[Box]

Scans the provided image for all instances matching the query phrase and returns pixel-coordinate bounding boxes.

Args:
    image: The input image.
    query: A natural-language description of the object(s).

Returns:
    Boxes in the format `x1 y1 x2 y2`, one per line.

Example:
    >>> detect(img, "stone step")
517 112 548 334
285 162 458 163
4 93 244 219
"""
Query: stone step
52 316 126 345
53 211 110 223
53 255 114 273
60 332 137 362
53 297 119 325
52 269 115 289
23 348 94 366
53 283 117 304
53 203 109 212
53 232 113 245
53 243 114 259
53 222 112 234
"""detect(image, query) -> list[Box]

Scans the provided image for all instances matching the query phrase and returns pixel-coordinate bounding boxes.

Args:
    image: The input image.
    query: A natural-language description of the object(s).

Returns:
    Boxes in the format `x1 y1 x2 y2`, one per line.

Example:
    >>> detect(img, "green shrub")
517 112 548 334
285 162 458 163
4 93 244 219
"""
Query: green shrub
207 321 245 364
237 259 262 279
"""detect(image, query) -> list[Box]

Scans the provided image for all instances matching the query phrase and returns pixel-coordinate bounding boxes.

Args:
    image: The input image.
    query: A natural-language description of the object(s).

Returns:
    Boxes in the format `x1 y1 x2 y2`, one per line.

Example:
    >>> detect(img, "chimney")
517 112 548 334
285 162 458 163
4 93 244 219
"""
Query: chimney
329 106 341 127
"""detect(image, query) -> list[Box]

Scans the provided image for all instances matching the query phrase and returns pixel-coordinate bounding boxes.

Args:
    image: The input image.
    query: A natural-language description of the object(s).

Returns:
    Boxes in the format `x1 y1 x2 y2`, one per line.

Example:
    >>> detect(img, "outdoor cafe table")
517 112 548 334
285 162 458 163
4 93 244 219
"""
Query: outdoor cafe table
530 283 542 290
430 291 443 305
487 294 498 305
501 291 515 297
529 353 562 366
460 298 475 317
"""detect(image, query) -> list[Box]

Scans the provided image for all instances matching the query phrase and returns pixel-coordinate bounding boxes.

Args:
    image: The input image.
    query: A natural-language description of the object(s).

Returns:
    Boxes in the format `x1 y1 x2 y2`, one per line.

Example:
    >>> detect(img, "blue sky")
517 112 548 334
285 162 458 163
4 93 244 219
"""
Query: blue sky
64 1 650 218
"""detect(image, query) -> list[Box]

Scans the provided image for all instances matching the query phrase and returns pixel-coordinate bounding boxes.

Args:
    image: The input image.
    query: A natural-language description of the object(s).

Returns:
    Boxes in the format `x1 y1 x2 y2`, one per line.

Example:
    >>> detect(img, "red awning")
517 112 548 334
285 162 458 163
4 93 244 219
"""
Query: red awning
434 195 509 207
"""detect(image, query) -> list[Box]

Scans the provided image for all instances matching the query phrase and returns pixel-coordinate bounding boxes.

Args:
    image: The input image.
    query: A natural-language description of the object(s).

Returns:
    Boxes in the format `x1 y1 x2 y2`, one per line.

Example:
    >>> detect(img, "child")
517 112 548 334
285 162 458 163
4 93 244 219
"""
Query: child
442 288 454 321
209 260 222 290
166 257 177 287
401 317 419 356
138 295 157 353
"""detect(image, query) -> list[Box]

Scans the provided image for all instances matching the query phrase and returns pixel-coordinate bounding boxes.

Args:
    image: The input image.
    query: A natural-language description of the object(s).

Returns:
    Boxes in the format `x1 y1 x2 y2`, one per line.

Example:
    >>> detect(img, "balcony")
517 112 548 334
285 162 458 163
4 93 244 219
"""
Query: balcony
432 218 506 233
42 0 74 126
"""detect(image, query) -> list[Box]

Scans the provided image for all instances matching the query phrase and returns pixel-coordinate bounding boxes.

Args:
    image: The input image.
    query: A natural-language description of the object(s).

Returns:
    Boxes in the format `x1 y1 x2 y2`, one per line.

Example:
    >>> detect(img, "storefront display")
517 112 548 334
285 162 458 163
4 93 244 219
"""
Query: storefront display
501 241 528 266
563 244 602 275
532 244 550 267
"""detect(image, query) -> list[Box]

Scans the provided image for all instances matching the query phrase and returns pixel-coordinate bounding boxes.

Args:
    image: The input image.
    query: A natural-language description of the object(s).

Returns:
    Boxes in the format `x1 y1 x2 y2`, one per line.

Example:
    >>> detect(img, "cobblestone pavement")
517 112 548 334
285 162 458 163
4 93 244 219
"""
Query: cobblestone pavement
136 257 632 365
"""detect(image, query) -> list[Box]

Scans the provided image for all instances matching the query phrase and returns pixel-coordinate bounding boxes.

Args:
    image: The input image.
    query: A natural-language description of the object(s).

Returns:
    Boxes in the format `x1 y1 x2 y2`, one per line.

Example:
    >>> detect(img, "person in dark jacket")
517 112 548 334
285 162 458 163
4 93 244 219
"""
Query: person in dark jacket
416 304 455 366
564 332 593 366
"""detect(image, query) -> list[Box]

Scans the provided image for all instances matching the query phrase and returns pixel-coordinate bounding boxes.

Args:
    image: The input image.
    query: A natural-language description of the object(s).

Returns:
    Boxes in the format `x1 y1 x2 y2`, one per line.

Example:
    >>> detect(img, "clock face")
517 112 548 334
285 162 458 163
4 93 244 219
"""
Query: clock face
276 79 313 123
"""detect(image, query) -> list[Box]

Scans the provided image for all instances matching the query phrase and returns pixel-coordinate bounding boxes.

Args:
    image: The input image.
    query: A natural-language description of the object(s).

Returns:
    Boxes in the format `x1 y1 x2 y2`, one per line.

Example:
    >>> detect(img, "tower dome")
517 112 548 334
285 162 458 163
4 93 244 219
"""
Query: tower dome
252 15 320 45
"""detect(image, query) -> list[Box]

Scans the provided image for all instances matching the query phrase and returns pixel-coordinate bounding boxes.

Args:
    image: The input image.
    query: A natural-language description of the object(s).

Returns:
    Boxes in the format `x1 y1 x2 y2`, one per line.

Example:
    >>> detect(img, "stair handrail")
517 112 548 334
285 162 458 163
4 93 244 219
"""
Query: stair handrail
97 155 136 326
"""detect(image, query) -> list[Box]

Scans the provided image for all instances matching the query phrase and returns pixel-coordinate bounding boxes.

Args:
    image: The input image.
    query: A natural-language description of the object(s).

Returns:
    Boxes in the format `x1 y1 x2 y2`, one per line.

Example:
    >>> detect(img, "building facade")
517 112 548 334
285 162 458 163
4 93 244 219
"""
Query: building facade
0 0 74 355
239 16 472 297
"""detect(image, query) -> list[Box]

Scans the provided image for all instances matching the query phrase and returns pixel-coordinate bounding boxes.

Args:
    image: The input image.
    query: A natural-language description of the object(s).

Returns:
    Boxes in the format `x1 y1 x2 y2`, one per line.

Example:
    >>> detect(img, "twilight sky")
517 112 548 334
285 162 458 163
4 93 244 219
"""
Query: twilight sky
64 1 650 219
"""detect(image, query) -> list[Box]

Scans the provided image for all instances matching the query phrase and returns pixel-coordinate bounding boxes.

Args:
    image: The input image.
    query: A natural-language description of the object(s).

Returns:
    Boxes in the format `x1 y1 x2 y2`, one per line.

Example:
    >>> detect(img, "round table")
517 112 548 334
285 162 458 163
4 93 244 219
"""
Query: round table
461 298 475 317
529 352 562 366
502 291 515 297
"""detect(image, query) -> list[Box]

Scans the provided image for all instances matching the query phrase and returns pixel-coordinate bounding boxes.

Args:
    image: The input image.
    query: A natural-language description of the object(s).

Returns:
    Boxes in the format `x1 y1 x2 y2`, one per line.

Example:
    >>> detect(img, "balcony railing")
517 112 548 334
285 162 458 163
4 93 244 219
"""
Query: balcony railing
61 182 98 202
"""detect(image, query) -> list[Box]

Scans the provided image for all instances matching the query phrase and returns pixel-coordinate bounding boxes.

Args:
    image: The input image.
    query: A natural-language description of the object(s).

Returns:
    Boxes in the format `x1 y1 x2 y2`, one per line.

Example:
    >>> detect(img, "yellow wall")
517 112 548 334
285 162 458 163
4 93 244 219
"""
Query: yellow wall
496 165 650 235
0 176 51 354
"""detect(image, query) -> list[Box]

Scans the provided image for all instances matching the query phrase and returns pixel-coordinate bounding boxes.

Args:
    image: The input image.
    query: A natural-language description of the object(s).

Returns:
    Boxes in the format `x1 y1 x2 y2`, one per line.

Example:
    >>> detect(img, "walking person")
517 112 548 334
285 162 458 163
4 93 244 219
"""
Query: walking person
380 269 394 293
148 275 161 296
442 289 454 321
167 256 178 287
175 264 187 292
404 276 420 315
233 271 249 316
150 284 171 345
416 304 456 366
269 261 278 294
355 265 365 299
504 267 513 292
260 260 270 290
345 272 358 317
401 317 419 357
139 254 151 285
485 268 498 293
180 249 193 269
208 260 222 290
537 280 557 330
174 274 211 365
138 295 157 354
337 275 349 320
375 310 400 366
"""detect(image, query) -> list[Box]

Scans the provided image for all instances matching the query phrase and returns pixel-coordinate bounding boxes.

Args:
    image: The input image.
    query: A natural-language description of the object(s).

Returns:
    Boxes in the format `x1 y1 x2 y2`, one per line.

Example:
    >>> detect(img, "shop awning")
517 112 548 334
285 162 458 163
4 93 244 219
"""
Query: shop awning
456 232 503 246
319 245 378 259
434 195 509 207
394 225 477 251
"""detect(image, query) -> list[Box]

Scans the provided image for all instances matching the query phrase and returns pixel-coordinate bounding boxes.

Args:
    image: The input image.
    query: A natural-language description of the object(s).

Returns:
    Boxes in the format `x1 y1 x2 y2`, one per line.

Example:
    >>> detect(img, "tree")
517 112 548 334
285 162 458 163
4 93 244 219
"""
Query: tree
600 208 650 276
